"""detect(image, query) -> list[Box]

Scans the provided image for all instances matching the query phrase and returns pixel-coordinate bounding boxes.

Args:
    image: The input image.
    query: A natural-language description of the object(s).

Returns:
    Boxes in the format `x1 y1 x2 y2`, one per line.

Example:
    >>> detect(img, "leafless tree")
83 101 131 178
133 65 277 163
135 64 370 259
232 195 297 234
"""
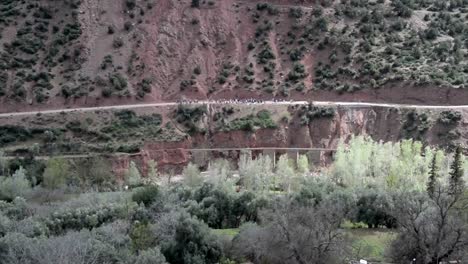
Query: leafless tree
389 187 468 264
232 198 350 264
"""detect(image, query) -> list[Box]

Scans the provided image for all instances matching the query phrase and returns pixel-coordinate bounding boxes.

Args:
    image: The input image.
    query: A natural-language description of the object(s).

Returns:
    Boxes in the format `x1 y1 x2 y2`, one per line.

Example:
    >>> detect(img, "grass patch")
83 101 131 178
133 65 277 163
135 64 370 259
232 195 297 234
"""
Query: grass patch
345 228 396 262
212 228 240 239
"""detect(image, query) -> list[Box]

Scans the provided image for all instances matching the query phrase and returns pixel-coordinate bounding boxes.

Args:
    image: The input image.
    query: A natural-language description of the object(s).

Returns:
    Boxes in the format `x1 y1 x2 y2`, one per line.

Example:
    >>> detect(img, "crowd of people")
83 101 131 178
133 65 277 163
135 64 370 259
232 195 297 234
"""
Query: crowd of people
176 98 293 105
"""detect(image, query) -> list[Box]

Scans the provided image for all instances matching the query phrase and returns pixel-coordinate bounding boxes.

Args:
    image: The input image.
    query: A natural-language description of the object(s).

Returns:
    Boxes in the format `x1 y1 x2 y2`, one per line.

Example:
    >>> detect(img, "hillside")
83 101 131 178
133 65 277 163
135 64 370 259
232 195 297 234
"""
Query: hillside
0 0 467 111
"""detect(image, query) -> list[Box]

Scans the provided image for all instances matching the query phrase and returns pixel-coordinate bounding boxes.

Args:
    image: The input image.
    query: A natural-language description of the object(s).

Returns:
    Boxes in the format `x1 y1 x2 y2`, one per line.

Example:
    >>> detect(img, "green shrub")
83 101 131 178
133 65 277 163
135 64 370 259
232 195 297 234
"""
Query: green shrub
287 63 307 82
0 167 31 202
132 185 161 206
113 37 124 48
299 104 336 125
191 0 200 8
109 73 128 91
162 213 223 264
438 111 462 125
222 110 277 131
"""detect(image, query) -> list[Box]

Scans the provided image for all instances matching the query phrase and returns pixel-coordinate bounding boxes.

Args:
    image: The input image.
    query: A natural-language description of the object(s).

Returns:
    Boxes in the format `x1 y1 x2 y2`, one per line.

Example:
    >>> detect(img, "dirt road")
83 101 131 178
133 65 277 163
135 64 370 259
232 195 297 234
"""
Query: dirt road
0 100 465 117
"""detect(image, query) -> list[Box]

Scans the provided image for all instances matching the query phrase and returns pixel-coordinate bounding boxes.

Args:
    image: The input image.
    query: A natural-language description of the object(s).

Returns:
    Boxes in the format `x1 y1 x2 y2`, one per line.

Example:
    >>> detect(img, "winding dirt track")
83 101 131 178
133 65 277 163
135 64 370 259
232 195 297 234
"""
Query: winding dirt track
0 100 466 117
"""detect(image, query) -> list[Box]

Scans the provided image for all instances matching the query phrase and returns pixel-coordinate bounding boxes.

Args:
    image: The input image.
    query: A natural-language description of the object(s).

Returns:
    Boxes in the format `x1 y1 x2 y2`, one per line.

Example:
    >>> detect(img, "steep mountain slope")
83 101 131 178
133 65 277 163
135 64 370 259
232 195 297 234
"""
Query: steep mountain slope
0 0 467 111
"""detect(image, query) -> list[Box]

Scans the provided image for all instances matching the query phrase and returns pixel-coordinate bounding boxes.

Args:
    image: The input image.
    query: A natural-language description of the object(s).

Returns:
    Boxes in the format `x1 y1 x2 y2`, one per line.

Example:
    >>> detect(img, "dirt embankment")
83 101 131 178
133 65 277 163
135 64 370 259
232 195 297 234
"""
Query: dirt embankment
116 106 468 174
1 0 468 114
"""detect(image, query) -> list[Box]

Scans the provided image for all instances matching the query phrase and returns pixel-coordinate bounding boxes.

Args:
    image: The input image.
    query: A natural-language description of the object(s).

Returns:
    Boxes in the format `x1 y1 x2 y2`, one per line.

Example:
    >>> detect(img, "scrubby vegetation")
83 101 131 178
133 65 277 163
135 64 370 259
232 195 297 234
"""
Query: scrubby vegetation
240 0 468 94
220 110 277 132
299 104 336 125
0 109 184 156
0 137 466 263
174 105 207 134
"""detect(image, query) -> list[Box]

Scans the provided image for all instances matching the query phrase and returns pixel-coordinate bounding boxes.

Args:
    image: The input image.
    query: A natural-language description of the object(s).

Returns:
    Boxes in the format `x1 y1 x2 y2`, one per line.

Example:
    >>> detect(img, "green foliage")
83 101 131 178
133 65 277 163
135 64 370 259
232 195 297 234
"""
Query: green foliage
0 71 7 96
162 213 223 264
0 125 33 146
256 3 279 15
183 182 266 229
402 110 430 139
130 222 155 251
427 154 438 198
108 72 128 91
299 104 336 125
174 105 207 134
297 155 310 174
147 160 158 179
132 185 161 206
438 110 462 125
101 110 162 140
289 7 303 18
287 62 307 82
45 202 128 235
449 146 464 196
0 167 31 201
275 154 298 193
191 0 200 8
42 158 70 189
221 110 277 131
184 163 202 188
135 247 168 264
332 136 437 190
257 45 275 64
356 190 396 228
112 37 124 48
72 157 116 190
125 161 142 187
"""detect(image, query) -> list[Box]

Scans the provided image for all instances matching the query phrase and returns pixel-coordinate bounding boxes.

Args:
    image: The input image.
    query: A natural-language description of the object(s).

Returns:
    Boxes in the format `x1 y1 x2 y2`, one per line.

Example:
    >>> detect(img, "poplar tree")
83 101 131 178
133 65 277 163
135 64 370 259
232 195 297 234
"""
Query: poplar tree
427 154 437 198
449 146 465 196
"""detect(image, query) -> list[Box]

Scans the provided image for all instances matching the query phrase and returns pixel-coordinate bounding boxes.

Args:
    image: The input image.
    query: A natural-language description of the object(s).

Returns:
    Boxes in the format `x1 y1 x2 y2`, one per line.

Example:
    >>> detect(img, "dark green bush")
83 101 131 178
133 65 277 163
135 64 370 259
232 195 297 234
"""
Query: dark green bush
132 186 161 206
438 111 462 125
108 73 127 91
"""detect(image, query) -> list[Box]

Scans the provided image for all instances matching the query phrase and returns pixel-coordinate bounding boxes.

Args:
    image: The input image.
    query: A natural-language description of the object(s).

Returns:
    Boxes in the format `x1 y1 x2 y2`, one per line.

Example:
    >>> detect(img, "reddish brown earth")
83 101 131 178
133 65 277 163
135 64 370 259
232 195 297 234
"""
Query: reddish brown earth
2 0 468 176
1 0 468 114
113 106 468 174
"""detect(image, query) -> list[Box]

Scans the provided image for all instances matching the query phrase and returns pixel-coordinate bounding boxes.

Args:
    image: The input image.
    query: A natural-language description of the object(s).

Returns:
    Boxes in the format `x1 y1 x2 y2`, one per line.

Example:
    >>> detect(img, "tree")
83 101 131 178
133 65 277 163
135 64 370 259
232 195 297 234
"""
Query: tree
125 161 142 187
132 185 161 207
297 155 310 175
0 151 7 176
449 146 465 196
356 190 396 228
130 222 156 252
184 163 202 187
191 0 200 8
427 154 438 198
42 158 69 189
232 198 350 264
162 213 223 264
276 155 296 193
0 230 120 264
135 247 168 264
0 167 31 201
147 160 158 179
389 190 468 264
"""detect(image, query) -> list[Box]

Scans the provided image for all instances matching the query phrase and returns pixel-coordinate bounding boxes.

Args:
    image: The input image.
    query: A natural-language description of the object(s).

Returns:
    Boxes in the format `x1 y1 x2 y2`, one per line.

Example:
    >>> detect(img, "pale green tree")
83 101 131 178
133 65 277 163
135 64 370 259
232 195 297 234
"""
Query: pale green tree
43 158 70 189
184 163 202 187
332 136 445 190
207 159 234 192
238 154 273 194
0 151 7 176
0 167 31 200
297 154 310 175
276 154 296 193
125 161 142 187
146 160 158 184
